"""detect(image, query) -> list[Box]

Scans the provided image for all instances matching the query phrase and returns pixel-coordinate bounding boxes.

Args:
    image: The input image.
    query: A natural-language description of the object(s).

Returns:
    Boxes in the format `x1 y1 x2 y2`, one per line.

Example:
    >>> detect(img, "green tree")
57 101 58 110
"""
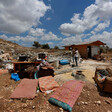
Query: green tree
41 44 50 49
32 41 41 48
54 46 59 49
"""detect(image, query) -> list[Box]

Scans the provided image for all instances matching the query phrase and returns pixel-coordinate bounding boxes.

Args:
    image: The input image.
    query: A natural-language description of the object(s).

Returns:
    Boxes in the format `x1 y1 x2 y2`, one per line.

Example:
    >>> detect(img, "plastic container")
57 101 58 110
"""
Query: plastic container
54 60 59 68
59 59 69 65
11 73 20 81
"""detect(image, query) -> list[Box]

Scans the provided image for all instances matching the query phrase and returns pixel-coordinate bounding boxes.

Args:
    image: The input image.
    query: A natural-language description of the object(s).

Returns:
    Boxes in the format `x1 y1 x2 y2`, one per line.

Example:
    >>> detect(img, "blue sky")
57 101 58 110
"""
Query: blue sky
0 0 112 48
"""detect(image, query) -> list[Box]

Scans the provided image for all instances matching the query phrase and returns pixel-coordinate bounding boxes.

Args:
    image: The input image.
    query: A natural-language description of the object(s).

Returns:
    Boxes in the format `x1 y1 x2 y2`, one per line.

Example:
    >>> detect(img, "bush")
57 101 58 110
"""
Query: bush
54 46 59 49
32 41 41 48
41 44 50 49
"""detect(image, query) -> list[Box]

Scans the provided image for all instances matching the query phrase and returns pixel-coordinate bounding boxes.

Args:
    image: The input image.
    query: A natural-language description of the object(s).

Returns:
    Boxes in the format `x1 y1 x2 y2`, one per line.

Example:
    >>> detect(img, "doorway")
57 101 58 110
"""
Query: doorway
87 46 91 58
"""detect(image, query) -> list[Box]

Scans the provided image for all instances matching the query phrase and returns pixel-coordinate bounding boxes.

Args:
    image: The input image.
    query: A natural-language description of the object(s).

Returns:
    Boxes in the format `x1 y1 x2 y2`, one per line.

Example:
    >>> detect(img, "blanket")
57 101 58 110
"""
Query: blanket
10 79 38 99
39 76 59 92
49 80 84 112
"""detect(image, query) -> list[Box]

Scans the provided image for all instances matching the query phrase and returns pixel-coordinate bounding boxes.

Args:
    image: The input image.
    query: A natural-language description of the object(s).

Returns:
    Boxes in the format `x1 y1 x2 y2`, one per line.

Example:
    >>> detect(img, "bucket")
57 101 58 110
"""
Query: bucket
54 60 59 68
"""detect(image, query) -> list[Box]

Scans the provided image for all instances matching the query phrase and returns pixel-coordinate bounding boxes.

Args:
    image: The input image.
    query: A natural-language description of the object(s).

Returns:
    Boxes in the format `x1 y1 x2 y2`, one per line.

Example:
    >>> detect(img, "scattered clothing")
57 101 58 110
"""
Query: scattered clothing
37 60 54 78
49 80 84 112
37 60 54 71
39 76 59 93
10 79 38 99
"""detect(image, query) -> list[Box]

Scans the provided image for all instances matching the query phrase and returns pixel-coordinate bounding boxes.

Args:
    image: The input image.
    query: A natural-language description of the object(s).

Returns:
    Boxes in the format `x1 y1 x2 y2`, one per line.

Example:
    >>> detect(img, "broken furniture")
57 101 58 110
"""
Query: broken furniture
37 68 54 78
13 62 41 78
13 62 41 72
19 55 29 61
37 52 48 60
94 66 112 93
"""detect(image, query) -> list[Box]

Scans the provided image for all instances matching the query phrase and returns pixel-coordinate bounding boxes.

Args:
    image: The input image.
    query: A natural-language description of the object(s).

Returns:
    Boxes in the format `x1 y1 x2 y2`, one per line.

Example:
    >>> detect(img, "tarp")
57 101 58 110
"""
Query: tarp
49 80 84 112
39 76 59 92
10 79 38 99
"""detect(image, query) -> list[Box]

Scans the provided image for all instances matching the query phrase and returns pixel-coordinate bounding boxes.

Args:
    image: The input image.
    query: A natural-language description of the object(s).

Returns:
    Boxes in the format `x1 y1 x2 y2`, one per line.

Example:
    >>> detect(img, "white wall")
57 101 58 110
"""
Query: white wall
91 46 100 57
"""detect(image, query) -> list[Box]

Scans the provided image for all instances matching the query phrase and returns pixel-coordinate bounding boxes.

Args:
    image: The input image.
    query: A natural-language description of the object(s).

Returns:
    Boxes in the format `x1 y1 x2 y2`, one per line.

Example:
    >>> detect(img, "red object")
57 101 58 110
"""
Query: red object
39 76 59 92
10 79 38 99
50 80 84 107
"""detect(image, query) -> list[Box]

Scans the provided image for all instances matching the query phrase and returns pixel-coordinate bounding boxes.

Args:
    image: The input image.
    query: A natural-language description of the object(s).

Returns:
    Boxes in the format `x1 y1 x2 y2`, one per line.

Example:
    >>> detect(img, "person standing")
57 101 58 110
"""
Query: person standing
72 49 75 63
75 48 79 66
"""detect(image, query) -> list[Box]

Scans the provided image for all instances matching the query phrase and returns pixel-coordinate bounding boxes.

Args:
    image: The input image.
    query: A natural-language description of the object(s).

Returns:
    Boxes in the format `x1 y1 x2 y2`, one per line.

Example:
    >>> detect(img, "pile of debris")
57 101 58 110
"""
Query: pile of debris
94 66 112 93
93 54 104 61
72 70 86 81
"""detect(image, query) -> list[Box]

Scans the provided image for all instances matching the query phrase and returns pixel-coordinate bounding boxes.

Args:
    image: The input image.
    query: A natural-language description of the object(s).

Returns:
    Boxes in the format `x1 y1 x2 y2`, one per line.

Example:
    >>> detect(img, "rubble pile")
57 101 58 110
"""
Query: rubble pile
72 70 86 81
93 54 104 61
47 51 72 62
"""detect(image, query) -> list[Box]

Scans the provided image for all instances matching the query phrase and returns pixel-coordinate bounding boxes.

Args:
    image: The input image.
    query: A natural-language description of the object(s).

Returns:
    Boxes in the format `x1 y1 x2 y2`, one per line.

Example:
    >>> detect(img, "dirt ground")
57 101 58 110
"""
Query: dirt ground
0 63 112 112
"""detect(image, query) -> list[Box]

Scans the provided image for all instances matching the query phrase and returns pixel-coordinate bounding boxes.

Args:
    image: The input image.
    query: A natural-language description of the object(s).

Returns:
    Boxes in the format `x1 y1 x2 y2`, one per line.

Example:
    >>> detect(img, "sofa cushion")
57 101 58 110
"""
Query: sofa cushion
105 77 112 84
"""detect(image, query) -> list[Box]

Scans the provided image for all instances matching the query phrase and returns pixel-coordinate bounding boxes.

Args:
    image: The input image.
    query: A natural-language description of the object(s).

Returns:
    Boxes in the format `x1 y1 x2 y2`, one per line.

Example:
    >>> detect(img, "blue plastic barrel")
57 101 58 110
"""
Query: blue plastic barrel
59 59 69 65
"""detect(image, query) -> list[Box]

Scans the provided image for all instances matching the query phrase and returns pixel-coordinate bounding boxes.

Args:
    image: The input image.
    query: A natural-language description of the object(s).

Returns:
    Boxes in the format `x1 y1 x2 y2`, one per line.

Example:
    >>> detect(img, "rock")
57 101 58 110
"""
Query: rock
22 104 27 108
9 99 13 103
107 111 111 112
105 100 111 104
81 101 84 104
80 101 88 105
32 106 35 109
77 102 80 106
59 108 63 112
84 102 88 105
21 98 27 103
94 101 101 105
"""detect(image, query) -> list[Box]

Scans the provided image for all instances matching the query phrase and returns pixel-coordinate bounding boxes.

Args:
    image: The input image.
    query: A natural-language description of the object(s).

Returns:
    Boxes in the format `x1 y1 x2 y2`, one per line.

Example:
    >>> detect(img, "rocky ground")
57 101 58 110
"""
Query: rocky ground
0 38 112 112
0 61 112 112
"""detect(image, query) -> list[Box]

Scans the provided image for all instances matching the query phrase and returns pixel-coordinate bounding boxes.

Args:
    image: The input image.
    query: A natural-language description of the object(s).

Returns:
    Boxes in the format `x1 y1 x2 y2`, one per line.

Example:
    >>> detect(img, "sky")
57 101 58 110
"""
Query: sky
0 0 112 48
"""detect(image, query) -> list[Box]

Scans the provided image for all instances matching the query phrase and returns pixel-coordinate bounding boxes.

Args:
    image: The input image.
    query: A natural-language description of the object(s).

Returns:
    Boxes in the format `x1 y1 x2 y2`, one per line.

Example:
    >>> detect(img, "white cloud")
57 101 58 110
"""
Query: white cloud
47 42 53 45
60 0 112 35
0 35 38 42
0 0 50 34
41 32 62 40
46 17 51 21
84 31 112 47
29 28 45 37
61 34 83 45
94 21 110 32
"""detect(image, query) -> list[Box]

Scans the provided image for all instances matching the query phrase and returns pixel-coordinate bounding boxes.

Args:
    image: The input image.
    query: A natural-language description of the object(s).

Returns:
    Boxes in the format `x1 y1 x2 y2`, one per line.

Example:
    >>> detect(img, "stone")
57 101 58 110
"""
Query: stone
105 100 111 104
94 101 101 105
22 104 27 108
77 102 80 106
81 101 84 104
107 111 111 112
32 106 35 109
84 102 88 105
59 108 63 112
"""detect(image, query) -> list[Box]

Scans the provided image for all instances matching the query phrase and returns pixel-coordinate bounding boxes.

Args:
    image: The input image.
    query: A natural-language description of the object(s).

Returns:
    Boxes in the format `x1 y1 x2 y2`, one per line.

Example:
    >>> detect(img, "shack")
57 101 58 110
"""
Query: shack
63 40 106 58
